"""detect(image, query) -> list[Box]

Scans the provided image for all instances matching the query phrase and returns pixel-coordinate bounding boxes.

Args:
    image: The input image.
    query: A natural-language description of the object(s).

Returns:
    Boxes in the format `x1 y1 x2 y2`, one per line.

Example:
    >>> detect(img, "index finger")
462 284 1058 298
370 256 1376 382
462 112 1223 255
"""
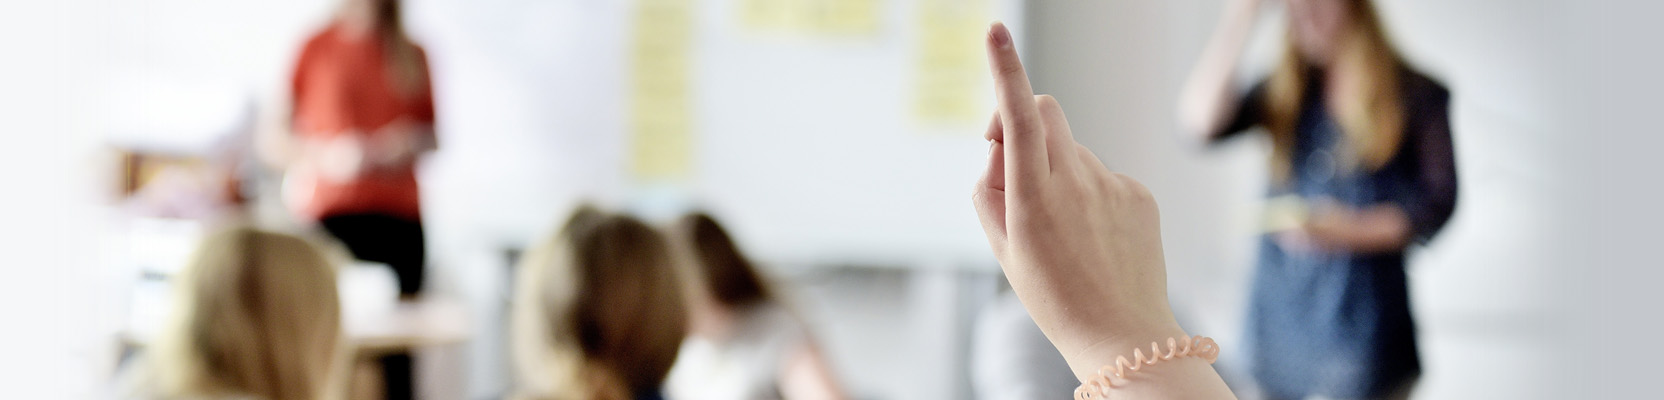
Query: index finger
986 21 1048 186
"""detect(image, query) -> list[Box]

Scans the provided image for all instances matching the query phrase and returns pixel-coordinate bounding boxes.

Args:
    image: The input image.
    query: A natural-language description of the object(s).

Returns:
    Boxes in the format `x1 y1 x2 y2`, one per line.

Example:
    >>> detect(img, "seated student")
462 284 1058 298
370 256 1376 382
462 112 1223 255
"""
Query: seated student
511 207 687 400
971 23 1237 398
120 227 346 400
663 213 847 400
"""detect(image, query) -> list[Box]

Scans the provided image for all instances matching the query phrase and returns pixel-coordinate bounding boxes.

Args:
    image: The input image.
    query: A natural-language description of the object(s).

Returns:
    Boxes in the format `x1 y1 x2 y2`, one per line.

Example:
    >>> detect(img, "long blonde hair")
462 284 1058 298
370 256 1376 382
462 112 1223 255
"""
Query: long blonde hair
150 227 345 400
1265 0 1405 180
377 0 428 98
512 207 688 400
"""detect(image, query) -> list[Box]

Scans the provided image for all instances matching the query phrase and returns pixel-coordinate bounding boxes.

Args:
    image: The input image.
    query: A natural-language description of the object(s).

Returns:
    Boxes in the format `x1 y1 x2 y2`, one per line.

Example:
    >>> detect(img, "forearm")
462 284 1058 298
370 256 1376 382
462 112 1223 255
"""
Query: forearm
1309 204 1413 254
371 122 436 167
409 123 437 153
256 96 301 170
256 124 300 170
1176 0 1262 142
291 136 332 171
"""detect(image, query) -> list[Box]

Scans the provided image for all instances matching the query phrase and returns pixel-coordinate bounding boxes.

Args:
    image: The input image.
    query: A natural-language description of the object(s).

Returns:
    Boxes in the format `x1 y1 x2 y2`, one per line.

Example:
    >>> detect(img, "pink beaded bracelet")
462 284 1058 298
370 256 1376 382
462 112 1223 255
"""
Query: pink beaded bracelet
1073 335 1220 399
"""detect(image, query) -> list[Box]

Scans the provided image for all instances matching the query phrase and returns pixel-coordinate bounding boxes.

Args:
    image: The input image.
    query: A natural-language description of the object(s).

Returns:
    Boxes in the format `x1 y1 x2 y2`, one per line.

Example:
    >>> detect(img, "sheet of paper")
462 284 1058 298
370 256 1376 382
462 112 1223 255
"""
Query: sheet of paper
914 0 990 125
630 0 696 181
1260 194 1312 233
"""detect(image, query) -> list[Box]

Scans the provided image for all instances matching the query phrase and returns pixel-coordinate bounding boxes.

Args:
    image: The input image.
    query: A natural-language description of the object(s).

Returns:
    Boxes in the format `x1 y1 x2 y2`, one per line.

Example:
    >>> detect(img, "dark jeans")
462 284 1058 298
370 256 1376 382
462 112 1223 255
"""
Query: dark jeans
319 213 425 400
319 213 426 295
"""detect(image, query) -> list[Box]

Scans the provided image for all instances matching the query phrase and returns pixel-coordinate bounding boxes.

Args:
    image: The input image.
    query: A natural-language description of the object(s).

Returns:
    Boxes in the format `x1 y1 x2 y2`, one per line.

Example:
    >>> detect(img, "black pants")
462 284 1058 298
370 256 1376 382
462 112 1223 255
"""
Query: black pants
319 213 425 400
319 213 426 295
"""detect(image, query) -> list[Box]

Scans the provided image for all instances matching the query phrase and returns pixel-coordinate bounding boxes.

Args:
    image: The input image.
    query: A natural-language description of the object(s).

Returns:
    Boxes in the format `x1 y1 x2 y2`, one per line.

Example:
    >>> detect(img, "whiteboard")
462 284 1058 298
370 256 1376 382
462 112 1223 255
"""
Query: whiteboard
414 0 1025 268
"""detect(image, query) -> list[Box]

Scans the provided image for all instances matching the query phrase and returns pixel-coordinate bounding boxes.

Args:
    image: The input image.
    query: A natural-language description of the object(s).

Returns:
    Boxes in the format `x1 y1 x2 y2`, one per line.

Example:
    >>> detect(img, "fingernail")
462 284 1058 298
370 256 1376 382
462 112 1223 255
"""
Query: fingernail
989 22 1011 48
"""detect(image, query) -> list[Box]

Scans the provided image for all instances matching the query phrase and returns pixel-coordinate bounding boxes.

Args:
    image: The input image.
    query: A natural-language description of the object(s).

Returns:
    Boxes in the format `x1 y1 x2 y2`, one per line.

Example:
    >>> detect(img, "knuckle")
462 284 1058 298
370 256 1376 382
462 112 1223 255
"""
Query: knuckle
1011 184 1046 202
1091 167 1118 185
1035 94 1060 111
1111 173 1156 204
1091 170 1115 193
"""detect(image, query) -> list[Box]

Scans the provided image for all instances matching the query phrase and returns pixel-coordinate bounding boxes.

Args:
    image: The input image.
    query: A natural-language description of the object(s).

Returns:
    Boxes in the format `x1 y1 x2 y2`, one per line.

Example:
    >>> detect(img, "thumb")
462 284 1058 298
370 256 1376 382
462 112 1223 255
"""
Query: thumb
974 142 1009 256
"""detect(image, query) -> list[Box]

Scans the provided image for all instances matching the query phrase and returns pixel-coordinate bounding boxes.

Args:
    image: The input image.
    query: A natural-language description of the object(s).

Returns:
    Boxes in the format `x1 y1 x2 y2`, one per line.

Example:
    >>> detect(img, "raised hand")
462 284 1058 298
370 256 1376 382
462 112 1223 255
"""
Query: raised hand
970 22 1186 382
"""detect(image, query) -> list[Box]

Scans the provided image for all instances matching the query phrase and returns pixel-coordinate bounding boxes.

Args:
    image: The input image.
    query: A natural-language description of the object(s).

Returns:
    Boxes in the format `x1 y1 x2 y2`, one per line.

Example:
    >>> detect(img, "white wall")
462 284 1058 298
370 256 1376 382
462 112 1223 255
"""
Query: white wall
14 1 339 398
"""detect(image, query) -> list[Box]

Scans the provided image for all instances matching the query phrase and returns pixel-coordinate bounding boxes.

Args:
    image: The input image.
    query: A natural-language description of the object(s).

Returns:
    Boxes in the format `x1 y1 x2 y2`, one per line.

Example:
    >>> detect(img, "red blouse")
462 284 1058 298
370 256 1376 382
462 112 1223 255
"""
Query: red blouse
290 23 433 221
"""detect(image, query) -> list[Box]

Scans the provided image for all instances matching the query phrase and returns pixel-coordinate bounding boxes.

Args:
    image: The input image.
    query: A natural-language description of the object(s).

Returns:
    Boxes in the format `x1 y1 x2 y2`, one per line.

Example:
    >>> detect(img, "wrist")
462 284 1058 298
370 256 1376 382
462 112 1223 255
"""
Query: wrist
1065 317 1187 382
1074 348 1228 400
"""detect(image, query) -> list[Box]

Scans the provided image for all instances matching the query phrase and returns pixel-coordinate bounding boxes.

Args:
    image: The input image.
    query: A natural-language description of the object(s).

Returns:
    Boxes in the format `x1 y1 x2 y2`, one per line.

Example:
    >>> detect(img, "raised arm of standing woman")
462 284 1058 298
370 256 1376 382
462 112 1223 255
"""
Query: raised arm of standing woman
1177 0 1266 143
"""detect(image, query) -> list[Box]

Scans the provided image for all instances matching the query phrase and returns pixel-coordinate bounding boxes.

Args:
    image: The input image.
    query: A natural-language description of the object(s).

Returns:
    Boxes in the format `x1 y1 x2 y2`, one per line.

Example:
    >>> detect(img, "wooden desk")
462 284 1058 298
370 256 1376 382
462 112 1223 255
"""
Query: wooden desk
343 298 470 356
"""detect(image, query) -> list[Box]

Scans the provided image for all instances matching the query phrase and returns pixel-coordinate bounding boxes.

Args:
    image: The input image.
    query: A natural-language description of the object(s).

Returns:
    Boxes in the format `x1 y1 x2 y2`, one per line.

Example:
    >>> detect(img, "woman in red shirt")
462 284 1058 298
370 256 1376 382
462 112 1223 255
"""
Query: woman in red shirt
285 0 434 298
282 2 433 398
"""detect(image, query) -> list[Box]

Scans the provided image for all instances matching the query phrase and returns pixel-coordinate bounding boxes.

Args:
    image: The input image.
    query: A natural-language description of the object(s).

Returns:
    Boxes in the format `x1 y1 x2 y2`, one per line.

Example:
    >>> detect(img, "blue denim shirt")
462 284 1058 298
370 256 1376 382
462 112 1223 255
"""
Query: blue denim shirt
1218 68 1457 398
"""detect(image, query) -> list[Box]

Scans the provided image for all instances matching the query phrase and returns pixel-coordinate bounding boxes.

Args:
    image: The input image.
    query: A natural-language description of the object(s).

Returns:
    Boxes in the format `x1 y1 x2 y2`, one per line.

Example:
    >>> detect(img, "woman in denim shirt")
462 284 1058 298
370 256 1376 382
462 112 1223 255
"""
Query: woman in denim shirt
1179 0 1458 398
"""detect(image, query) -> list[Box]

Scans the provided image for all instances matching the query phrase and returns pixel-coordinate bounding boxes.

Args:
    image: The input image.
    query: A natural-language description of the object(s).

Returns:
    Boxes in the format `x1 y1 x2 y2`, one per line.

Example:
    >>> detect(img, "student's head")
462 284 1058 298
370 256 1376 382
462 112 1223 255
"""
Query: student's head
676 212 773 309
512 207 687 400
151 227 343 400
670 212 777 338
1268 0 1406 178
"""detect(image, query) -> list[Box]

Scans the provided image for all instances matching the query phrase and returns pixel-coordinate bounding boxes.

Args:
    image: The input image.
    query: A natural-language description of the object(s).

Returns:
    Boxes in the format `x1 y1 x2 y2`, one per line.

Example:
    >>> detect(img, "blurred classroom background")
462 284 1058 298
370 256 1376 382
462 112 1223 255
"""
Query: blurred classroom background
5 0 1661 399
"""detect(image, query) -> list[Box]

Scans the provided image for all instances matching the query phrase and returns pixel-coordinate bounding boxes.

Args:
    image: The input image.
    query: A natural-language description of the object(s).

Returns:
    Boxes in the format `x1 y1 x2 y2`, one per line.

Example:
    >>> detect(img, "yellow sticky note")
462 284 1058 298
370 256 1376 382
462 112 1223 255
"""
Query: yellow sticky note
914 0 990 125
630 0 696 181
739 0 880 36
812 0 881 35
740 0 796 30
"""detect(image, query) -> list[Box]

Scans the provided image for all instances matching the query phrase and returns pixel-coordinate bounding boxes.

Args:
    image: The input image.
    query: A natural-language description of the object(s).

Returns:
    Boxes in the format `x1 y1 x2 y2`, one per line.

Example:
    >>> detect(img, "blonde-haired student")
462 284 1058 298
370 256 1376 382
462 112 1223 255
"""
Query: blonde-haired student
122 227 347 400
511 207 687 400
